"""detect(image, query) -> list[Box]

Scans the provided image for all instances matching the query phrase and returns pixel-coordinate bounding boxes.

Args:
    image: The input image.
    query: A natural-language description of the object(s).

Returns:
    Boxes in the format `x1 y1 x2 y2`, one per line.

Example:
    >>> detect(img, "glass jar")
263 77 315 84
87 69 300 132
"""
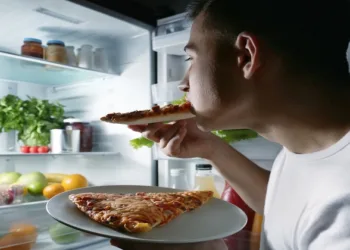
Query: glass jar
21 38 43 58
64 118 93 152
46 40 67 64
169 168 190 190
194 164 221 198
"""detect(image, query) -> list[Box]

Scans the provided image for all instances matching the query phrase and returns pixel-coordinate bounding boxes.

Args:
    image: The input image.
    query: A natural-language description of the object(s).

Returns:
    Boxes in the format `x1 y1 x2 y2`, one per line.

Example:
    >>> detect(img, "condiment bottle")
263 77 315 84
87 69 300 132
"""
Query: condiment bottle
193 164 221 198
46 40 67 64
21 38 43 58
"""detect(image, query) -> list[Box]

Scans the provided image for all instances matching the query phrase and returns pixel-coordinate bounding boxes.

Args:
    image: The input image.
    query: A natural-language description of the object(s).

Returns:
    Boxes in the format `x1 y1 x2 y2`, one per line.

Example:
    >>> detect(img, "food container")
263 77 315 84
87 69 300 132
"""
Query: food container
0 184 26 206
65 129 80 153
46 40 67 64
78 44 93 69
64 119 93 152
66 46 77 66
21 38 43 58
50 129 65 153
93 48 109 72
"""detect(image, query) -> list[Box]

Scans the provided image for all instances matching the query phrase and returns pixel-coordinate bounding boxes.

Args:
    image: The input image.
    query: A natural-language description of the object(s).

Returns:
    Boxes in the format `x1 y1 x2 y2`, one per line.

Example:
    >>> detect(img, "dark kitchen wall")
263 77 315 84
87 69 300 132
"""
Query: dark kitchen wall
86 0 191 26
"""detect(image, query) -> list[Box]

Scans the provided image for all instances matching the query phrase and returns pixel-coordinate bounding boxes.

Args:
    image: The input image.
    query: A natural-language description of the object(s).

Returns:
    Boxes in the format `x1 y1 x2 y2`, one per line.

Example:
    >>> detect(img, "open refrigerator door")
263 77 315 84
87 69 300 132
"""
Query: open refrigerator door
0 0 155 249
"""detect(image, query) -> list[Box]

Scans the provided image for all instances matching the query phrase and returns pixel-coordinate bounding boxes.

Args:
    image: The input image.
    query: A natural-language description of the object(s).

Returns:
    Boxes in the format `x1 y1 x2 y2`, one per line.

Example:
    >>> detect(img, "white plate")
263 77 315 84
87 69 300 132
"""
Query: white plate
46 185 247 244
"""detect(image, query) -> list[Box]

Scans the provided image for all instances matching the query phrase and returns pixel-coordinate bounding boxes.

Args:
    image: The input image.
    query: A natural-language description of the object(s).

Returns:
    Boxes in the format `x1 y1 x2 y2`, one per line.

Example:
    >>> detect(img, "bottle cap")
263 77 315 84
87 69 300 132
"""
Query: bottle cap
196 164 212 171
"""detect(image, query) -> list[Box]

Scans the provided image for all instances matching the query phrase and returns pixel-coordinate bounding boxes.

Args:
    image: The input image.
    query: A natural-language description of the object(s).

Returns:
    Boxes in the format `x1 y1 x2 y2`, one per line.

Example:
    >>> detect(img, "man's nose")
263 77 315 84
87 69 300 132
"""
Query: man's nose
178 81 189 92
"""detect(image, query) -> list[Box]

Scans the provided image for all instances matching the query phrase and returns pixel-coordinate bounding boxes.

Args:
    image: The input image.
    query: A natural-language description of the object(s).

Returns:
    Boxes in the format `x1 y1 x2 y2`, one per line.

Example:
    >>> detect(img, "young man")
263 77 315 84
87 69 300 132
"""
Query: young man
112 0 350 249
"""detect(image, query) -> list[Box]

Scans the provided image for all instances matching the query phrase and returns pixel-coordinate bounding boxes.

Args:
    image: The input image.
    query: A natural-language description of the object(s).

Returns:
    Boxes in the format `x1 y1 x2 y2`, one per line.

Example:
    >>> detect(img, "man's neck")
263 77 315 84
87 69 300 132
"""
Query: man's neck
255 80 350 154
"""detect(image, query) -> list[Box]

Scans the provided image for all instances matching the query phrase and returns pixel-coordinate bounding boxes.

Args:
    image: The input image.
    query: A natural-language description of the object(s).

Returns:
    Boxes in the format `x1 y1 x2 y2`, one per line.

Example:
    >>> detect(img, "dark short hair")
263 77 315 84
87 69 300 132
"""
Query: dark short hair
187 0 350 81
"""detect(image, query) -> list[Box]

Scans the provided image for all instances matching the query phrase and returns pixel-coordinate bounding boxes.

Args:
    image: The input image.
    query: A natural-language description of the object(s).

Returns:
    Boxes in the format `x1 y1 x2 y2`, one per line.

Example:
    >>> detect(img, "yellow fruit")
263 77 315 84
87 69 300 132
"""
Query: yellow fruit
44 173 68 183
43 184 65 199
61 174 88 191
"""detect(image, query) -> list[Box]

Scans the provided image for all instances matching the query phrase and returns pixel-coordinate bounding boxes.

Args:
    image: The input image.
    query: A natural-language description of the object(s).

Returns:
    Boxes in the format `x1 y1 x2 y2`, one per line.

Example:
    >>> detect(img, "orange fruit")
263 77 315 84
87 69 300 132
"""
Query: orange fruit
61 174 88 191
43 184 65 199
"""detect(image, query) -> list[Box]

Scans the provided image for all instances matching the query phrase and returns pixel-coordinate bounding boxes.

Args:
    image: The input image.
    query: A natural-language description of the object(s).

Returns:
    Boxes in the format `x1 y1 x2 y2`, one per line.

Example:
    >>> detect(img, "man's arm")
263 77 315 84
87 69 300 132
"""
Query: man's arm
206 138 270 214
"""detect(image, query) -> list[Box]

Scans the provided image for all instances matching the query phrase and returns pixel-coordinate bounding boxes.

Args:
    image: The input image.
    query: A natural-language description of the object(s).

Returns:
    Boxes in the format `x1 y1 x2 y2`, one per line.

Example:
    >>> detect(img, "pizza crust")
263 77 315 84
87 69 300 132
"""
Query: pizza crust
101 111 195 125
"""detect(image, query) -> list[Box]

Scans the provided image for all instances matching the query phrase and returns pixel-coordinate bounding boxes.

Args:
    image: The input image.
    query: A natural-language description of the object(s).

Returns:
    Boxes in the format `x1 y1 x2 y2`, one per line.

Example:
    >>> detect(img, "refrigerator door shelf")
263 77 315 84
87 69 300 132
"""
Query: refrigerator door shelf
153 30 190 56
154 137 281 162
151 81 184 104
156 13 191 37
231 137 282 161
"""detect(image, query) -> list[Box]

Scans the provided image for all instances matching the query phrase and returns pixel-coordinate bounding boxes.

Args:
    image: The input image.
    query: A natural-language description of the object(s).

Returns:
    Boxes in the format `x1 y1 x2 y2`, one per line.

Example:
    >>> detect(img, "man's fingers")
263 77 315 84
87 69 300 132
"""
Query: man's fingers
159 122 183 149
128 125 147 132
141 123 167 142
165 126 187 156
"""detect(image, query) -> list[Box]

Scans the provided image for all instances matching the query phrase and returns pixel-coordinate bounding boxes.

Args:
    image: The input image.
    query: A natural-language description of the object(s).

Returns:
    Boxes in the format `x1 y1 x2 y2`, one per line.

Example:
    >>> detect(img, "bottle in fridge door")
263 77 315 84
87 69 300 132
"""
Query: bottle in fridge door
169 168 190 190
193 164 221 198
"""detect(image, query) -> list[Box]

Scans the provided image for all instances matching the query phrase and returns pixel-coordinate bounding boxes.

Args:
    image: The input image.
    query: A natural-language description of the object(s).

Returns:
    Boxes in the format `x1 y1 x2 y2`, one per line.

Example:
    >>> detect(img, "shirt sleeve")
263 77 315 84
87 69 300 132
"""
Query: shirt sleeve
297 194 350 250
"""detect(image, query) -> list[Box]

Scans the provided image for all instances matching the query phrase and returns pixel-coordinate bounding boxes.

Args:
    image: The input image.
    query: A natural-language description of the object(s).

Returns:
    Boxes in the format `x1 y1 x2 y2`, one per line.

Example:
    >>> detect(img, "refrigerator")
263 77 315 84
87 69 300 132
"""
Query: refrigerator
0 1 282 249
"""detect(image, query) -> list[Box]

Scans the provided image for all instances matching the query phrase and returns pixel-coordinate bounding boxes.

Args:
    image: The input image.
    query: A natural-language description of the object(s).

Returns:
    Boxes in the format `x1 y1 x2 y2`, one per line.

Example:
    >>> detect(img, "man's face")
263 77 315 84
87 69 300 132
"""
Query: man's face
181 14 257 131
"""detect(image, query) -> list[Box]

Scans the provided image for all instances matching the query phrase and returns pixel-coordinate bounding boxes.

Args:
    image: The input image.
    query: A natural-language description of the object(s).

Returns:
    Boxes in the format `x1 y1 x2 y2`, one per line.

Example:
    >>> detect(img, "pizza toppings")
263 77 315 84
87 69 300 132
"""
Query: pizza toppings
69 190 213 234
100 101 195 125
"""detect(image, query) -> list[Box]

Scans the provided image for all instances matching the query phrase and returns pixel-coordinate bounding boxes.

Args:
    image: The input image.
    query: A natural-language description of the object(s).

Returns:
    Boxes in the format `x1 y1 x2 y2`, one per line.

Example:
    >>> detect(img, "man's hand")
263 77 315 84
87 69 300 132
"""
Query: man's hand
128 118 222 159
110 239 228 250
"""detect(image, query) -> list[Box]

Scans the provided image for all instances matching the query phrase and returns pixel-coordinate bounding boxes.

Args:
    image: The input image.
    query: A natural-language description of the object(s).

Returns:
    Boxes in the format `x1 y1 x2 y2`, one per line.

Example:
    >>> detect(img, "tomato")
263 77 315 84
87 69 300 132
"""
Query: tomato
20 146 30 154
38 146 49 154
29 146 39 153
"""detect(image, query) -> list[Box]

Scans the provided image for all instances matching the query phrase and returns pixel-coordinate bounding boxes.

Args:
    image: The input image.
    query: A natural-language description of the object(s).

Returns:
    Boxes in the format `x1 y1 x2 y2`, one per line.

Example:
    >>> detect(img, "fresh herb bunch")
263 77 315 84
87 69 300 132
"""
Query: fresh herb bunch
0 94 65 146
129 95 258 149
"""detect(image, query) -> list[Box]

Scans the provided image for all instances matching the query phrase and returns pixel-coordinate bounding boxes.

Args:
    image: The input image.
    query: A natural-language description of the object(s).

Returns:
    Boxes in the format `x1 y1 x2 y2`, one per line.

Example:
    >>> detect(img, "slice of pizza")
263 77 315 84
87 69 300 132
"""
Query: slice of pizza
100 101 195 125
69 190 213 233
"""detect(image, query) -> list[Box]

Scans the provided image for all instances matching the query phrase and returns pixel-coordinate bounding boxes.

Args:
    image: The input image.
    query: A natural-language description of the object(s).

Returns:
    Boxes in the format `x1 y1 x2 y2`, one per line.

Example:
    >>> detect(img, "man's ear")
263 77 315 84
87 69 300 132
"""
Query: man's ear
235 32 261 79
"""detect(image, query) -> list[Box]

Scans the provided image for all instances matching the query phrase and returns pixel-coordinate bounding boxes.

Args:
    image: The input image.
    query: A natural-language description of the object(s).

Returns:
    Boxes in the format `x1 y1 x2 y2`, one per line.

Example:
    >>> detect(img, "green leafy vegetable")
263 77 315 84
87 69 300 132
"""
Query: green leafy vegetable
129 95 258 149
171 95 187 105
130 137 154 149
0 94 65 146
212 129 258 143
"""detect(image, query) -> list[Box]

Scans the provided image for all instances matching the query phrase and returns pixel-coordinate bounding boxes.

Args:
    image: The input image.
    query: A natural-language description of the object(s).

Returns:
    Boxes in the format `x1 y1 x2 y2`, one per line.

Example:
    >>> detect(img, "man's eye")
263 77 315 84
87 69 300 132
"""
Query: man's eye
185 57 192 61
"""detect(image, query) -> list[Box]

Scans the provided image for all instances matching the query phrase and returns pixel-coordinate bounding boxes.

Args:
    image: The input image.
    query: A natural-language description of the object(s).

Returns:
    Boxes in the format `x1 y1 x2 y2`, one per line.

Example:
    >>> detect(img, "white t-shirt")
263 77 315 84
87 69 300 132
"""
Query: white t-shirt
260 131 350 250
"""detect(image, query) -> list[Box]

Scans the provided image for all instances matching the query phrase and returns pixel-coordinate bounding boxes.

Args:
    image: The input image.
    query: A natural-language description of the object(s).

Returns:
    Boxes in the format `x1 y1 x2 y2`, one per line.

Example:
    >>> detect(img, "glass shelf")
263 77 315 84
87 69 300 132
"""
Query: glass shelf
0 152 120 157
0 51 116 85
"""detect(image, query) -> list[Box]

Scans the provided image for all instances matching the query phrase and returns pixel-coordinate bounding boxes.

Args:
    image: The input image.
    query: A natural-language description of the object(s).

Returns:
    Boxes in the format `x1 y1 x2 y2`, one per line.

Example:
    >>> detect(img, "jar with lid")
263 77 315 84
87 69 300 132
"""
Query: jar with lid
64 118 93 152
46 40 67 64
21 38 43 58
193 164 221 198
169 168 190 190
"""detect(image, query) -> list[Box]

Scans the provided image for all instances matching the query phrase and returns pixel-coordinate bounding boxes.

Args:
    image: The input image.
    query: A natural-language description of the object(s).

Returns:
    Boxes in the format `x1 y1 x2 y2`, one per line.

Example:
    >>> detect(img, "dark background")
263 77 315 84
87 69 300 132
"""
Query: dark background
86 0 191 26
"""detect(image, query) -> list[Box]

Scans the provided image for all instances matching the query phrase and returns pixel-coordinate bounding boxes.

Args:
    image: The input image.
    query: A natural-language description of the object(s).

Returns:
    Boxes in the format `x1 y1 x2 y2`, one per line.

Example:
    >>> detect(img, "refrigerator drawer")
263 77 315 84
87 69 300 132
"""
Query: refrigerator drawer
0 202 105 250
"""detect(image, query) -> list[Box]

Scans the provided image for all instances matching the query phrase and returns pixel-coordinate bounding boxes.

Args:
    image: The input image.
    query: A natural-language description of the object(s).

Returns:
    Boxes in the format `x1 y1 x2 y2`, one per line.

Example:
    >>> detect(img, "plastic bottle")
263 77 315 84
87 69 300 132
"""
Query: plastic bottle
193 164 221 198
169 168 190 190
